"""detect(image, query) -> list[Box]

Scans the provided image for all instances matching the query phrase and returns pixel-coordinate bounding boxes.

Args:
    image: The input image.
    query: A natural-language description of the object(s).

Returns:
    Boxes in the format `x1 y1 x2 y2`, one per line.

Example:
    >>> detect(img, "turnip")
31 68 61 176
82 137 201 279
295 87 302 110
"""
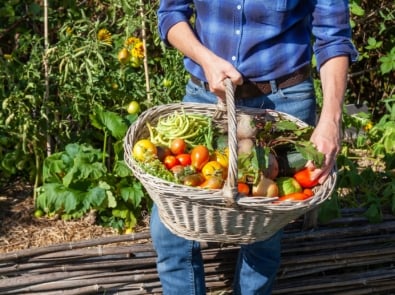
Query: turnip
237 138 254 155
237 114 257 140
252 173 279 197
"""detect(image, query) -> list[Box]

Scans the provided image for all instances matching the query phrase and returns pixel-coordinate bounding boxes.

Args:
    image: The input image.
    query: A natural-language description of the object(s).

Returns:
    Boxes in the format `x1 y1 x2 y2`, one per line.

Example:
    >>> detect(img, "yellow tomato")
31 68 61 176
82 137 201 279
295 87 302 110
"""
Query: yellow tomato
118 48 130 64
201 161 226 180
127 101 140 114
212 150 229 168
132 139 157 162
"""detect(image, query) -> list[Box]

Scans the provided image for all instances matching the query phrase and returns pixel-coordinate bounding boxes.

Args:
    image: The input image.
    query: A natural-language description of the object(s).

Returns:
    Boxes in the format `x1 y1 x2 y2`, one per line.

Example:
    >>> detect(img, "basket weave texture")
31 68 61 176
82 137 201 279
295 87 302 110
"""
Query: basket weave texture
124 79 336 244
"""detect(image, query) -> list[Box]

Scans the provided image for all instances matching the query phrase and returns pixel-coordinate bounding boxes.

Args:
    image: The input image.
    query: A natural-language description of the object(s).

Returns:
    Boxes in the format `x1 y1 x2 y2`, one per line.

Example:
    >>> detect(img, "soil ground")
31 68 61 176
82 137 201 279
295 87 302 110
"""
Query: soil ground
0 179 148 254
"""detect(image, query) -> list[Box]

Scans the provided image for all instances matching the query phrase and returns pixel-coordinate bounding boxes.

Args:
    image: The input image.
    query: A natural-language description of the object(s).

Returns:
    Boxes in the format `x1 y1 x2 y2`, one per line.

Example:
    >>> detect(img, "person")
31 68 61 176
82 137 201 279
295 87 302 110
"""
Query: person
151 1 358 294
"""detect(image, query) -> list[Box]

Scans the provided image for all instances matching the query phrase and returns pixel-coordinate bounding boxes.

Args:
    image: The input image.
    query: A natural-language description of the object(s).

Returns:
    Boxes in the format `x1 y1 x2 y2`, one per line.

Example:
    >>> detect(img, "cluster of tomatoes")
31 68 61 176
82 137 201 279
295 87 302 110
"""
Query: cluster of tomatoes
132 137 240 190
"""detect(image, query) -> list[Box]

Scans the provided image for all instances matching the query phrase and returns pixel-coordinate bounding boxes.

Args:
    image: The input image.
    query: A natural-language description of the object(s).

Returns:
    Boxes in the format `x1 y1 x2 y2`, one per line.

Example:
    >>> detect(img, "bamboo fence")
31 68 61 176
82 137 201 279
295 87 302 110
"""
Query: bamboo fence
1 209 395 295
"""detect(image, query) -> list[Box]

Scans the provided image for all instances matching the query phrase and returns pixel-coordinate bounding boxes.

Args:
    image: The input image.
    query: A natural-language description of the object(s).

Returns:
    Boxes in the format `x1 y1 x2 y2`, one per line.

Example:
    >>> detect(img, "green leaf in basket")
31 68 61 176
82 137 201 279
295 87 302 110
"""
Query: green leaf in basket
294 141 325 168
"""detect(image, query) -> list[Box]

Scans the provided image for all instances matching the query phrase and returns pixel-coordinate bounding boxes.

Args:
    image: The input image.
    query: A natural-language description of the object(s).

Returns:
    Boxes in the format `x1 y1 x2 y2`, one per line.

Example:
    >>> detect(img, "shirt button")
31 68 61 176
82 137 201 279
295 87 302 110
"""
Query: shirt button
237 5 241 10
235 29 240 35
232 56 236 61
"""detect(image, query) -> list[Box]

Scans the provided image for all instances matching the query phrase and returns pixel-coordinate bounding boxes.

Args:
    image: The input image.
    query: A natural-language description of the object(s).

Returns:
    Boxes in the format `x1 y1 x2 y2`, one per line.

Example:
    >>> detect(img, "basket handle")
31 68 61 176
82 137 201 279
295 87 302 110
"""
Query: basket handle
220 78 240 207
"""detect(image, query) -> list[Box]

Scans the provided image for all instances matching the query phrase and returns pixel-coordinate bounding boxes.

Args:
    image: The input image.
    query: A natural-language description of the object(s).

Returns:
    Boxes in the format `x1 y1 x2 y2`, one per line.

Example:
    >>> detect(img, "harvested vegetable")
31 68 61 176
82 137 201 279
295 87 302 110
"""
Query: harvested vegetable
252 173 279 197
277 192 311 202
294 167 319 188
276 177 303 196
147 110 214 149
237 114 257 139
262 153 279 180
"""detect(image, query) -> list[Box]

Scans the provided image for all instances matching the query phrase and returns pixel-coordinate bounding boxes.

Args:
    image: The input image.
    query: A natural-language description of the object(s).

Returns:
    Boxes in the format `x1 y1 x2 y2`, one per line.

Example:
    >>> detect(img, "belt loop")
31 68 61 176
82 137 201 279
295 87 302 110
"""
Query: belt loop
269 80 278 93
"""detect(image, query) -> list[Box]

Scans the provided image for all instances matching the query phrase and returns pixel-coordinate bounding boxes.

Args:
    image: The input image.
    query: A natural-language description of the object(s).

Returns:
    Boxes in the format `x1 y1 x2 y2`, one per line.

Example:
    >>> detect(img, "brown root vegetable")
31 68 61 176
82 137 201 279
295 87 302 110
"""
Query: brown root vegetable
262 153 279 180
238 138 254 155
237 114 257 139
252 173 279 197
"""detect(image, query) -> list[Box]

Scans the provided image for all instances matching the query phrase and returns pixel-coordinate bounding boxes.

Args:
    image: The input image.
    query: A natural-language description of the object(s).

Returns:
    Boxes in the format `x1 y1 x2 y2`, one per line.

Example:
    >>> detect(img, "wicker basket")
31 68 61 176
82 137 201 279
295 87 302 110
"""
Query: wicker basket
124 79 336 244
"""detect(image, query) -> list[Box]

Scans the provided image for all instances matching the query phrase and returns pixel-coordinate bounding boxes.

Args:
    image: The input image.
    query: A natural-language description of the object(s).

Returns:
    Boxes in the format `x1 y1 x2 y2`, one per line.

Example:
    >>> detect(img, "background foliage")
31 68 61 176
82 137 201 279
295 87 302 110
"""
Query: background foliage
0 0 394 231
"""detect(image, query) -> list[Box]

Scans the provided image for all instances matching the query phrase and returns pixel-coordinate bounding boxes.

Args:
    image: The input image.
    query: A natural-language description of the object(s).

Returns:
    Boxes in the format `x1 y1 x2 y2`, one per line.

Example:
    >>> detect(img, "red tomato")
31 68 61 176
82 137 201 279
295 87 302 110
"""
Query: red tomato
170 138 187 155
176 153 192 166
163 155 180 169
293 168 319 188
190 145 210 171
238 182 250 195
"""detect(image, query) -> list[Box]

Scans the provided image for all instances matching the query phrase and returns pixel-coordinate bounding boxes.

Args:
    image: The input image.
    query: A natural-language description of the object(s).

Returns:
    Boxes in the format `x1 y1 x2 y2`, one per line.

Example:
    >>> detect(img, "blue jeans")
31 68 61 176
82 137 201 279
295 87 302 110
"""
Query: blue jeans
150 78 316 295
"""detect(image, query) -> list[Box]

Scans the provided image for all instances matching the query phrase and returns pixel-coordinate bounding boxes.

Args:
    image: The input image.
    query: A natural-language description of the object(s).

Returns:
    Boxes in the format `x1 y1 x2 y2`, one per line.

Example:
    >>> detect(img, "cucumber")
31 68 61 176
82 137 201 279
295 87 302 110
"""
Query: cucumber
276 148 307 177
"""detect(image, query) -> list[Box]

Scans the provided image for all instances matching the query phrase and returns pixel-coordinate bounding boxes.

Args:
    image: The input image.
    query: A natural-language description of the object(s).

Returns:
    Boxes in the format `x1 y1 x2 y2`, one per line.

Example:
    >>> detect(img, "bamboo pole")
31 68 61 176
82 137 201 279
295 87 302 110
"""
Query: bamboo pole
139 0 151 103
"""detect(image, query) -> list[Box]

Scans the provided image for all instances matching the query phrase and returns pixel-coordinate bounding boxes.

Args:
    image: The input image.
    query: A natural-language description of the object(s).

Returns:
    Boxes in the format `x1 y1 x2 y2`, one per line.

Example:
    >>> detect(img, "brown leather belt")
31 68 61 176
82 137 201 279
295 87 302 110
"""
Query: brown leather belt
190 65 311 99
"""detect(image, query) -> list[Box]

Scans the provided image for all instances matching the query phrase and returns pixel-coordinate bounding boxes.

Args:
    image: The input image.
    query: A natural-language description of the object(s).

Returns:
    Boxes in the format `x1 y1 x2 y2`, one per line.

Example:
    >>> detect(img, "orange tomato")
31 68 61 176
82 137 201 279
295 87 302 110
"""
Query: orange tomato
183 174 205 187
237 182 250 195
199 176 224 189
303 188 315 197
190 145 210 171
170 138 187 155
277 192 311 202
201 161 226 180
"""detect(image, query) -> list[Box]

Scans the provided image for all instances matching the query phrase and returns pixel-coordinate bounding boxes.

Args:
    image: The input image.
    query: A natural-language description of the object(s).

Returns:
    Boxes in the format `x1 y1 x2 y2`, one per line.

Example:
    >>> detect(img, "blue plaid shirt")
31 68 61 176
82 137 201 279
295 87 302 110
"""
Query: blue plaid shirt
158 0 358 82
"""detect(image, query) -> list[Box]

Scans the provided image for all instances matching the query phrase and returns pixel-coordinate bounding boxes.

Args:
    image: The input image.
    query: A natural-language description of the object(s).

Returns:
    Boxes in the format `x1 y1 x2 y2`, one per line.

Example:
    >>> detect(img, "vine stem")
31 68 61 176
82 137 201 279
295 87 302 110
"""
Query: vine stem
139 0 151 103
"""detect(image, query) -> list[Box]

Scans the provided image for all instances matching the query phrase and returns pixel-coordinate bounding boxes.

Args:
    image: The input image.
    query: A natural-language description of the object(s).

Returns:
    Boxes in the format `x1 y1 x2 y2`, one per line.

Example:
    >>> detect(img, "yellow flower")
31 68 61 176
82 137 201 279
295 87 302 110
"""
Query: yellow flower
66 27 73 36
97 28 112 45
363 121 373 132
131 41 144 59
3 54 13 61
124 37 140 48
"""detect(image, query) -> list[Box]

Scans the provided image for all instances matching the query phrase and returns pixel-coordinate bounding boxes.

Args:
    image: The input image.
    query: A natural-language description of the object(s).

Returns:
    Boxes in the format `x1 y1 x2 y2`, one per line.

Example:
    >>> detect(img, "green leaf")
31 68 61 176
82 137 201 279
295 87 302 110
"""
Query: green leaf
90 106 128 140
113 160 132 177
85 186 107 208
363 203 382 224
120 181 144 207
350 2 365 16
107 191 117 208
318 193 341 224
294 141 324 167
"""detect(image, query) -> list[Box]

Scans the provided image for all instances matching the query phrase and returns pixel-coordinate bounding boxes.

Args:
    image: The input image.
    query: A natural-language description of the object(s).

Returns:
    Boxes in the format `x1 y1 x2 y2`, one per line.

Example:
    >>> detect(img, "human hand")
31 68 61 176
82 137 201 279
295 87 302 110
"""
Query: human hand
201 55 243 100
307 118 342 184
